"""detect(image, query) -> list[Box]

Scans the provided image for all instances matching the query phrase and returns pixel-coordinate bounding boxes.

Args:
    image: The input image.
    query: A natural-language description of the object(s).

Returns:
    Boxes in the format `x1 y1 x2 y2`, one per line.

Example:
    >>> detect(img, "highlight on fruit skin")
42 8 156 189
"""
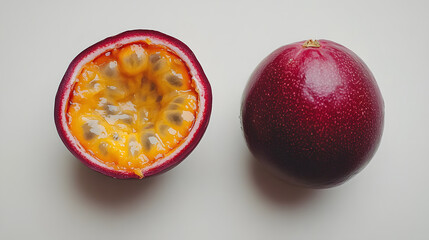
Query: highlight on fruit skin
55 30 212 179
241 39 384 188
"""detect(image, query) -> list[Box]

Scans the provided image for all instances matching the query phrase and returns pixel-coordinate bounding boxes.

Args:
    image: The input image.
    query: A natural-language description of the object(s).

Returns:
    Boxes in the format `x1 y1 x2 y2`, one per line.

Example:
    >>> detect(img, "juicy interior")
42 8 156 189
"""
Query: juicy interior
67 42 199 178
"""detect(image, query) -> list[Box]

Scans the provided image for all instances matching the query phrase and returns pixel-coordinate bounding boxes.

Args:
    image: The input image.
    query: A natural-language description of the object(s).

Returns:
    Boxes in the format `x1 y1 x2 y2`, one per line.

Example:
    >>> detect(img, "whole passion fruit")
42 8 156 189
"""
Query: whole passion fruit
55 30 212 179
241 39 384 188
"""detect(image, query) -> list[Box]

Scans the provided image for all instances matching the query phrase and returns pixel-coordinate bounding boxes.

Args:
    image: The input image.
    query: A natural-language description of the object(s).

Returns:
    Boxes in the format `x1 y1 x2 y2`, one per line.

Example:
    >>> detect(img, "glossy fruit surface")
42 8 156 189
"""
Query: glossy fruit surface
241 40 384 188
55 30 212 179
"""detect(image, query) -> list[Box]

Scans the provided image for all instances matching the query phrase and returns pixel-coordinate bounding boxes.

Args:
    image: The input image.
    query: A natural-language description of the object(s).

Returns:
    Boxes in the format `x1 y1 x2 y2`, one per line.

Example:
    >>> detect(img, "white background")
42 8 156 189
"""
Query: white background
1 0 428 239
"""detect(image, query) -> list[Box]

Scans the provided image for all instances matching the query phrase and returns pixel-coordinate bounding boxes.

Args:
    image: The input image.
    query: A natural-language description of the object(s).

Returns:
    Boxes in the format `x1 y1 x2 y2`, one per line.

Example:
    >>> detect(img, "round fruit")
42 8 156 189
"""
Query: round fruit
241 39 384 188
55 30 212 179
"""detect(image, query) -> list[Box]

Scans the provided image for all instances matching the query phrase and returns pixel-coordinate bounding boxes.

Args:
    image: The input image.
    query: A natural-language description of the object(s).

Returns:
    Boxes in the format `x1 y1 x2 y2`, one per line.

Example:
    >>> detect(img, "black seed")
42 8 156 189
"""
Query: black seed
150 82 156 91
99 142 108 155
168 103 179 110
102 62 117 77
149 53 161 63
174 97 185 104
104 68 115 77
142 133 155 151
168 112 183 125
121 115 133 124
156 95 163 102
159 124 169 134
166 75 183 87
144 140 151 151
82 123 95 140
107 86 126 100
126 53 140 67
153 62 162 71
141 76 148 85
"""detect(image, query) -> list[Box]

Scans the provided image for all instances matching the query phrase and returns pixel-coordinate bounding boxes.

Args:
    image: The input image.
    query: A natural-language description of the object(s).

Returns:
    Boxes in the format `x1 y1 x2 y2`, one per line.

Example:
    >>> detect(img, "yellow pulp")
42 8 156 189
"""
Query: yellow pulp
67 42 199 178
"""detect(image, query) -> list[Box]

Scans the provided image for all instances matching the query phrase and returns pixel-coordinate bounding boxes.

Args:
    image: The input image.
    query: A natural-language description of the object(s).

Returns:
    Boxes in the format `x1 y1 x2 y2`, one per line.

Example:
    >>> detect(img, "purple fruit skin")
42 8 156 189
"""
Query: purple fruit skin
241 40 384 188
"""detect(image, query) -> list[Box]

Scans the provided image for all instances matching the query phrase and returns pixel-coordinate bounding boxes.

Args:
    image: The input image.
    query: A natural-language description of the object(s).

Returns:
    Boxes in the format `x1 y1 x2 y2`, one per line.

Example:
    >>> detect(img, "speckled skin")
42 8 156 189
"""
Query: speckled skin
241 40 384 188
55 30 212 179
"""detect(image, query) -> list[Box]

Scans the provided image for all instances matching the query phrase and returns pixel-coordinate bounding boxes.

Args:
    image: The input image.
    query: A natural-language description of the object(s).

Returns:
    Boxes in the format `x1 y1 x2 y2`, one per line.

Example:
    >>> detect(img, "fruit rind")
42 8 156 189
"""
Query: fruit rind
55 30 212 179
241 39 384 188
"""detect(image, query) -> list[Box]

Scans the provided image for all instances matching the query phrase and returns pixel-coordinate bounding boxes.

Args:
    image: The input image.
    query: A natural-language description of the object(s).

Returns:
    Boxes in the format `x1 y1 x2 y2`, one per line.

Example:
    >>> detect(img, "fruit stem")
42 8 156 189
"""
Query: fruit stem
303 39 321 48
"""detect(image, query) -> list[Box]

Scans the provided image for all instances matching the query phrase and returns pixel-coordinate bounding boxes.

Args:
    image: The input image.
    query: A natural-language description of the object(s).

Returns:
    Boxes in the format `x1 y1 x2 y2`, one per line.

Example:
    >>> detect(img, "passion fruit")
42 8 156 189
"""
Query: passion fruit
55 30 212 179
241 39 384 188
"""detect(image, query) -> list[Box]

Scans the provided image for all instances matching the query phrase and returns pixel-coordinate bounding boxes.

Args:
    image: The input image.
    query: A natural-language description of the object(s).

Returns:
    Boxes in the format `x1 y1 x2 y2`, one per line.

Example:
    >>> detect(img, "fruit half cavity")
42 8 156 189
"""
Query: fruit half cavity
55 30 212 179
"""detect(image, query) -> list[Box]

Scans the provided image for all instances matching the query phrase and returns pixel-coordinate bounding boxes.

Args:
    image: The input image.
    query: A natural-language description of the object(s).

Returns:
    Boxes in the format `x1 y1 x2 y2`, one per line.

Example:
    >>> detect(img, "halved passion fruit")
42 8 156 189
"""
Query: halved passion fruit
55 30 212 179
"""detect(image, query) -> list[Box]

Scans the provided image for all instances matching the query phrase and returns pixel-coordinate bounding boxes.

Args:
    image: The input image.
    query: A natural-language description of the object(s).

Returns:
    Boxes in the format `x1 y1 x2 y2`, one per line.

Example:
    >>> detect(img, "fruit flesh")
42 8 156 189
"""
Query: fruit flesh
67 42 198 178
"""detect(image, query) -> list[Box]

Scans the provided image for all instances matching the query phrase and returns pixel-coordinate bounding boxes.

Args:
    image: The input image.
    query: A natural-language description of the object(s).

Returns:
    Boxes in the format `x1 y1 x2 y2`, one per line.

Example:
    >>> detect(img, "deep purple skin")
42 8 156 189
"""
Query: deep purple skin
241 40 384 188
55 30 212 179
